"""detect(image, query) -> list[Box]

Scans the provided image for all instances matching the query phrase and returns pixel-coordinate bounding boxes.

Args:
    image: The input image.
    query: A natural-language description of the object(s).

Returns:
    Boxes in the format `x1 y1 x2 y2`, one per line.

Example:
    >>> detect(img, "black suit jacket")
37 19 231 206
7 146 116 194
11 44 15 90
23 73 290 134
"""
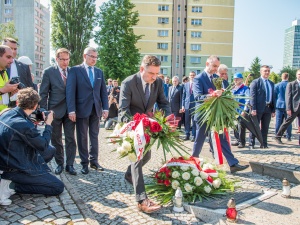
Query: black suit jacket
168 85 183 114
285 80 300 113
8 60 34 88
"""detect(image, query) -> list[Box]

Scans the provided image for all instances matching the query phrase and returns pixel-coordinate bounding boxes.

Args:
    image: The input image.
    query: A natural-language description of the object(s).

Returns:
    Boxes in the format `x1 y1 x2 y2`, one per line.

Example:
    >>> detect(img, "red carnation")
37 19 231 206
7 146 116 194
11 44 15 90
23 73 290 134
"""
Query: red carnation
164 179 171 186
142 118 150 127
144 133 150 144
150 121 162 132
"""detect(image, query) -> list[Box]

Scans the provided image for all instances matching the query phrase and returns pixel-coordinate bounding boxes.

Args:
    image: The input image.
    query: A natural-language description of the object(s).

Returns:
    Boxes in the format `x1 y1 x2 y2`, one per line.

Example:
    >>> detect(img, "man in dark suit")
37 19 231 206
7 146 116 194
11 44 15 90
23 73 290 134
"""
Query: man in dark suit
168 76 183 129
182 71 196 141
249 65 275 148
40 48 77 176
275 72 292 141
2 38 33 107
119 55 171 214
192 56 248 173
275 69 300 144
66 47 109 174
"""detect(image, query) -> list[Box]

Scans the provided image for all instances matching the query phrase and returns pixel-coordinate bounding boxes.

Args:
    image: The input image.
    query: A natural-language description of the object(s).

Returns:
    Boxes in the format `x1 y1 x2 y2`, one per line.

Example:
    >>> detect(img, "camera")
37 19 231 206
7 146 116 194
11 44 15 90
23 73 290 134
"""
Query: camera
9 77 26 89
30 108 54 123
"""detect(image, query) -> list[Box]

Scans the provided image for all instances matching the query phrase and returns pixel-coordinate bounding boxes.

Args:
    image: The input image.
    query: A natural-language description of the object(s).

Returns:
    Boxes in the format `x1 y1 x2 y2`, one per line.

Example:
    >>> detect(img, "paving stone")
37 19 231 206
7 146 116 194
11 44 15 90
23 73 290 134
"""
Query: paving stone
34 209 52 219
51 205 64 213
18 215 38 224
53 217 71 225
55 210 69 217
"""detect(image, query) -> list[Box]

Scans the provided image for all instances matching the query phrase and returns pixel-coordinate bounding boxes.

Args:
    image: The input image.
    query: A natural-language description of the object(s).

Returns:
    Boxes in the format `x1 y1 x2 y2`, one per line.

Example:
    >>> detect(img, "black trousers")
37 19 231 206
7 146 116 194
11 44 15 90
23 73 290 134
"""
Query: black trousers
277 107 300 137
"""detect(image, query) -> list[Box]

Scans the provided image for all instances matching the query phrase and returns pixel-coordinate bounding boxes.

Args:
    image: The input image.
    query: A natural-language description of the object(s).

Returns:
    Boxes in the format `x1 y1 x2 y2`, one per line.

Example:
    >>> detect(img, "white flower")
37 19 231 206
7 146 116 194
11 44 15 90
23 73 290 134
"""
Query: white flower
128 153 136 162
115 123 122 130
172 171 180 179
181 166 189 171
200 171 208 179
194 177 203 186
202 163 214 170
128 131 135 139
204 185 212 193
122 140 132 151
212 178 222 189
184 183 193 192
117 147 126 155
191 169 199 177
171 180 180 190
182 172 191 180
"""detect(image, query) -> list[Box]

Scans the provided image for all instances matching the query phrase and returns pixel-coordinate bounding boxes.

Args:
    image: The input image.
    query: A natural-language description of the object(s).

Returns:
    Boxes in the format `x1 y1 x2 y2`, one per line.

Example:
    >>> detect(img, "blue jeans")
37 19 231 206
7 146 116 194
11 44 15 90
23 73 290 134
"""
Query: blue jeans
275 108 292 138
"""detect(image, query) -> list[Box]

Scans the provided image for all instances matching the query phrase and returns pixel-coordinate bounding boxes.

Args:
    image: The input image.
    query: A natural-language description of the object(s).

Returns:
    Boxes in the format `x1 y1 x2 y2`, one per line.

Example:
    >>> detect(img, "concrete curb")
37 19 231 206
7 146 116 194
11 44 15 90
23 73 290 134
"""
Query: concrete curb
249 161 300 184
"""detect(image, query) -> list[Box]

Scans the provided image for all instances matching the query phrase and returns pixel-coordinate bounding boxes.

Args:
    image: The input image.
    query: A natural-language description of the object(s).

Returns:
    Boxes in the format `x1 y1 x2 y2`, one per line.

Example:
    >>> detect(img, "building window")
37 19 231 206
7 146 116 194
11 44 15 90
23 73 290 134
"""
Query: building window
35 19 39 24
4 18 12 22
35 10 39 16
35 1 39 7
35 28 39 34
191 31 202 38
192 6 202 12
35 37 38 42
40 47 44 53
4 9 12 14
158 30 169 37
40 39 44 45
190 57 201 64
35 54 39 60
178 5 180 11
177 43 180 49
40 64 43 69
35 45 39 51
36 63 39 69
158 5 169 11
4 0 12 5
191 19 202 25
158 55 168 62
158 17 169 24
160 68 168 75
157 43 168 49
177 30 180 36
40 30 44 36
191 44 201 51
178 17 180 23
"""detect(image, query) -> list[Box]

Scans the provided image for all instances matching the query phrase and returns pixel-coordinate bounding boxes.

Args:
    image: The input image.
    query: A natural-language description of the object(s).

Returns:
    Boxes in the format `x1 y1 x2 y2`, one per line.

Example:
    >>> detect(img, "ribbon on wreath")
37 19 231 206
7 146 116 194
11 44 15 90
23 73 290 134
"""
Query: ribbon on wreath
133 118 146 161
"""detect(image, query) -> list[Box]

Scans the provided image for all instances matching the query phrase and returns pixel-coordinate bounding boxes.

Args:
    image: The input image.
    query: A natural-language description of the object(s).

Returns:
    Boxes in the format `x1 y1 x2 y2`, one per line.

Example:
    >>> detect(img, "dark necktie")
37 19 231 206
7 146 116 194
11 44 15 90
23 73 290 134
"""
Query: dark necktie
265 80 270 103
190 83 193 94
62 69 67 86
209 75 213 84
88 66 94 87
145 83 150 105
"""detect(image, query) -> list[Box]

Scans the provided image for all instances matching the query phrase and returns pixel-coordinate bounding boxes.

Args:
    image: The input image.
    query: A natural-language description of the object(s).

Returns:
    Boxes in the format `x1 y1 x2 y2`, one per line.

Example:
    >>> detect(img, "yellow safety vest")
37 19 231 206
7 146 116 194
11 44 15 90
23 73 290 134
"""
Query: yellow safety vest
0 71 9 112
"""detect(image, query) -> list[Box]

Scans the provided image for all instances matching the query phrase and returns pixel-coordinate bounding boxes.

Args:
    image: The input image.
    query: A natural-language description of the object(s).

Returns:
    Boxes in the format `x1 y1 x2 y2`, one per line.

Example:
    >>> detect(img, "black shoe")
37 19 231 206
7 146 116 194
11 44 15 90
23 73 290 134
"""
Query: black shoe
231 141 239 146
81 165 89 174
191 137 195 142
183 136 189 141
55 165 63 175
66 165 77 175
260 145 269 149
90 163 104 171
249 146 255 150
274 137 283 144
124 173 133 185
230 164 249 173
237 143 245 148
287 138 292 141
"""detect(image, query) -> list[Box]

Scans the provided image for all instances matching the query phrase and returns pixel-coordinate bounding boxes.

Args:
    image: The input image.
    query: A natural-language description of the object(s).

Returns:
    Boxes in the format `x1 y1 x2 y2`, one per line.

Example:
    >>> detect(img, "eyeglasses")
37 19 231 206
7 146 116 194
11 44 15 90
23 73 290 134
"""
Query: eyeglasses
58 58 70 62
87 54 98 59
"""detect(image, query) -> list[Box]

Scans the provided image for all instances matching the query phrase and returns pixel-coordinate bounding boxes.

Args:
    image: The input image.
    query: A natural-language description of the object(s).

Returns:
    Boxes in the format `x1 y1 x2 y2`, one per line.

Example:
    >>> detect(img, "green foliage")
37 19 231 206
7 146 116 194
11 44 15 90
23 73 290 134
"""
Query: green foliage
51 0 96 66
0 21 18 41
279 66 297 81
269 71 280 84
95 0 142 81
248 57 261 79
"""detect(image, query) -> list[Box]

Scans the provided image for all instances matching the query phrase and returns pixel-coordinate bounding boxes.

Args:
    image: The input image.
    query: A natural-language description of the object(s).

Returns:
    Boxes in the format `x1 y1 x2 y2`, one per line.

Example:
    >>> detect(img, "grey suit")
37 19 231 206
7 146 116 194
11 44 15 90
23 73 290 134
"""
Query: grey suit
39 65 76 166
119 72 171 202
277 80 300 137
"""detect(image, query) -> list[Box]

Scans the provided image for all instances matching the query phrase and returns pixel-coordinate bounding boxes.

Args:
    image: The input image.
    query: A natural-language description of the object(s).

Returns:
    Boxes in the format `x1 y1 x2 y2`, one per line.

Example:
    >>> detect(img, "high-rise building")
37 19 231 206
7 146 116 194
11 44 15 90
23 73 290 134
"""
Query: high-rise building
283 20 300 69
0 0 50 82
132 0 235 79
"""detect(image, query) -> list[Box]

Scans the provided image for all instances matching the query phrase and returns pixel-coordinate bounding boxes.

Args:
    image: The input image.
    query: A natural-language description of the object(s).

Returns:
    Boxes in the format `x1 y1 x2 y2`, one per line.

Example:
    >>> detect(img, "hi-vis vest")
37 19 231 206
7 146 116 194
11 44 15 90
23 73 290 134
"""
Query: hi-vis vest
0 71 9 112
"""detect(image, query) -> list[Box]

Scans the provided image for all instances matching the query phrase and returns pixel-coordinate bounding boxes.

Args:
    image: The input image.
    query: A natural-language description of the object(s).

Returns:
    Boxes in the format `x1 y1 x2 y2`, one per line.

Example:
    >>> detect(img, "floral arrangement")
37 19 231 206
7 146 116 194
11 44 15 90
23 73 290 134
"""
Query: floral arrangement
145 156 236 205
108 111 189 162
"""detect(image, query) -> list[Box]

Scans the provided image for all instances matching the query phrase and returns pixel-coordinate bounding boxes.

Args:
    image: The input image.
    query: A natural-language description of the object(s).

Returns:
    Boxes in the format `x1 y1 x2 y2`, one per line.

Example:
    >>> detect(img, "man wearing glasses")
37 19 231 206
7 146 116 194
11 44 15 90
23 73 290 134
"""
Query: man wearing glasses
39 48 77 176
66 47 108 174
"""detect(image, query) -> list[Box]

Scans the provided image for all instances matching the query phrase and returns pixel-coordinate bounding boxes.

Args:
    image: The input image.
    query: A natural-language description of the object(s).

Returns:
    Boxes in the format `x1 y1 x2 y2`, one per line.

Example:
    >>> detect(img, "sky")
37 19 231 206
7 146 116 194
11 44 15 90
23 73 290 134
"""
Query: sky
40 0 300 73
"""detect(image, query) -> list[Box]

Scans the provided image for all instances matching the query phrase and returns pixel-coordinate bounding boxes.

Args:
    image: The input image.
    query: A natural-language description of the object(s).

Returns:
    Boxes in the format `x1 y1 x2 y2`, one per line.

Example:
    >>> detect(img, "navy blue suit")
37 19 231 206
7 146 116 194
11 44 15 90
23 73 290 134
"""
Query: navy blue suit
192 71 239 166
249 77 275 147
169 85 183 128
182 81 196 138
66 64 108 166
275 81 291 138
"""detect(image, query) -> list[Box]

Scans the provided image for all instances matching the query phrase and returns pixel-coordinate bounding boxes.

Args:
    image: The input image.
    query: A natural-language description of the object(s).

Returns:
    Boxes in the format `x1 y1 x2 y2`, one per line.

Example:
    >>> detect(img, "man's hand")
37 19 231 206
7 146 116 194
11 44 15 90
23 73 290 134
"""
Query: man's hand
251 110 257 116
241 111 246 117
214 90 223 97
181 107 185 113
102 111 108 119
271 113 275 118
1 82 18 93
287 110 292 116
44 111 54 125
69 112 76 122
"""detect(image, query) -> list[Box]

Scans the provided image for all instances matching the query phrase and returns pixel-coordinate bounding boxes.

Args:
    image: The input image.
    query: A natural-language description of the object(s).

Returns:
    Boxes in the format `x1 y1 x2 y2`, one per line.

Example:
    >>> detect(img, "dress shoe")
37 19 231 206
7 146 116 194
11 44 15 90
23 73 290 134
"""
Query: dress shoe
124 173 133 185
287 138 292 141
230 164 249 173
190 137 195 142
249 145 255 150
237 143 245 148
274 136 283 144
183 136 189 141
55 165 63 175
90 163 104 171
137 198 161 214
81 165 89 174
260 145 269 149
66 165 77 175
231 141 239 146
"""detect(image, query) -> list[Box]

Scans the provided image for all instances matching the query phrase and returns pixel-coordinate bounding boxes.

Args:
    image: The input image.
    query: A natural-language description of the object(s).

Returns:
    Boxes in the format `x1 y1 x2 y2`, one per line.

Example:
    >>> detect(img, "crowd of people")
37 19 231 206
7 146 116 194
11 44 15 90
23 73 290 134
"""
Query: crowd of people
0 38 299 214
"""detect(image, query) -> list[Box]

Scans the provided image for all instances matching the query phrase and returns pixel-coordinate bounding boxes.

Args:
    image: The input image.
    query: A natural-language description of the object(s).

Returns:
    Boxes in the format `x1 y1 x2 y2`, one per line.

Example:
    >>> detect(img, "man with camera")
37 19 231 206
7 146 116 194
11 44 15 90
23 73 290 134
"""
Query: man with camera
0 88 64 206
40 48 77 176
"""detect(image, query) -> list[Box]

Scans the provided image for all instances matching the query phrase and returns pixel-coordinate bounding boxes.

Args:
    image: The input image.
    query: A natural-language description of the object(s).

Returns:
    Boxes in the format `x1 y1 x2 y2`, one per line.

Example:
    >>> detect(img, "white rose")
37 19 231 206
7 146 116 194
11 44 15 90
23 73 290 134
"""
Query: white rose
115 123 122 130
171 180 180 190
203 163 214 170
122 140 132 151
194 177 203 186
128 153 136 162
182 172 191 180
172 171 180 179
129 131 135 139
184 183 193 192
204 185 212 193
219 130 223 134
212 178 222 189
181 166 189 171
191 169 199 177
200 171 208 179
117 147 126 155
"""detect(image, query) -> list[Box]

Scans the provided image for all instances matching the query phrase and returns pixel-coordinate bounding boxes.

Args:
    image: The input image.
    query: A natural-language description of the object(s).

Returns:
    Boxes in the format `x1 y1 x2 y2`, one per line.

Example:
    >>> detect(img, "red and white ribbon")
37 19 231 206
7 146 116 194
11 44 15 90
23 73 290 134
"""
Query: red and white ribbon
211 131 224 165
134 119 146 161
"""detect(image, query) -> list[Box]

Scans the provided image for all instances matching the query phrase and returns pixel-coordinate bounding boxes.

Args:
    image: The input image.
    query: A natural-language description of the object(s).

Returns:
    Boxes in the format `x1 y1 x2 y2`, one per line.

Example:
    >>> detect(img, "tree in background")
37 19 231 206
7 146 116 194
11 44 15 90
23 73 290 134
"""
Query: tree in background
51 0 96 66
0 21 18 41
269 71 280 84
248 57 261 79
279 66 297 81
95 0 142 81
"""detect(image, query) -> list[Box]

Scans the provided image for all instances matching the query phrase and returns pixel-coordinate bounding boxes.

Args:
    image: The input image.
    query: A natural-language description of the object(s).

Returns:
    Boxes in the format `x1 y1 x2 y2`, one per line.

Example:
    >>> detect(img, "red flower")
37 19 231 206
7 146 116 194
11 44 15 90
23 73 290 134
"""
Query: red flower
164 179 171 186
144 133 150 144
165 114 175 122
150 121 162 132
157 179 164 184
142 118 150 127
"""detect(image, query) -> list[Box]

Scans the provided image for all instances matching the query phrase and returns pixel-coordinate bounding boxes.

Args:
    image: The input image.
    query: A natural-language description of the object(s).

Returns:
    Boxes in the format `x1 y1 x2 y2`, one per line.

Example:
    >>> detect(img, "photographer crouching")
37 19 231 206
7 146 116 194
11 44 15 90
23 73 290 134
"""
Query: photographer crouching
0 88 64 206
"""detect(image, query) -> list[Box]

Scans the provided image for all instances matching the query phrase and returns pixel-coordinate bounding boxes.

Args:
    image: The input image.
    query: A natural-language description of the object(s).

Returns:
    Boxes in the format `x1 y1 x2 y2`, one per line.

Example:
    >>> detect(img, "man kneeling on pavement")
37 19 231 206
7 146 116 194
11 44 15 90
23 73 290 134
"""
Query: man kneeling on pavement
0 88 64 205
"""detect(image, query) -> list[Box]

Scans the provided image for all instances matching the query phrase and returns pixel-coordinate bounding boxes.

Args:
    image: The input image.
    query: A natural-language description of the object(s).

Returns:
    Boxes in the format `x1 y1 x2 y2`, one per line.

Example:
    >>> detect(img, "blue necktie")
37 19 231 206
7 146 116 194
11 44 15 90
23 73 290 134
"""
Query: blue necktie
265 80 270 103
88 66 94 87
145 83 150 105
